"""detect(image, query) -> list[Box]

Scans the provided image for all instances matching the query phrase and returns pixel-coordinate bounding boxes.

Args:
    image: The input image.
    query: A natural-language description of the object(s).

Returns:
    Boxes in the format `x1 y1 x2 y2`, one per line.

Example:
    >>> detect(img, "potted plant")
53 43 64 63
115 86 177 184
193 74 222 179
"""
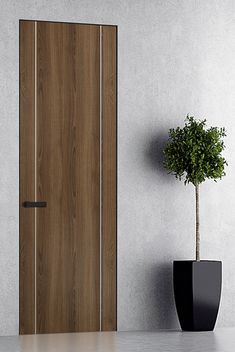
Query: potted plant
164 115 227 331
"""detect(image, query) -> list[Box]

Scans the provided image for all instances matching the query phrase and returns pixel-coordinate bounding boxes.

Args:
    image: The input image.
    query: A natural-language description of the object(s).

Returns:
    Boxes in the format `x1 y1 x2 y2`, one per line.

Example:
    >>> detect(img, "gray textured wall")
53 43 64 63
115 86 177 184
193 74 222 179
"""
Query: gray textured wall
1 0 235 335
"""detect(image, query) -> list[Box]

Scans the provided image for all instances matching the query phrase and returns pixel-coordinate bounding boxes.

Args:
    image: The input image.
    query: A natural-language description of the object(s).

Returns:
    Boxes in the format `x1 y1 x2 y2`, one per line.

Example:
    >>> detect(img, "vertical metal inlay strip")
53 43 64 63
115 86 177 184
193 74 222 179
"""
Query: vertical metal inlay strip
34 20 37 334
99 25 103 331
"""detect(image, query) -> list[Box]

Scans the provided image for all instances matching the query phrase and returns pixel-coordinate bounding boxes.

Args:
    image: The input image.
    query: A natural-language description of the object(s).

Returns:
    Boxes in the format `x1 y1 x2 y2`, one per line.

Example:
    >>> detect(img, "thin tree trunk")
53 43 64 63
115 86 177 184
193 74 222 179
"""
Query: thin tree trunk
195 184 200 261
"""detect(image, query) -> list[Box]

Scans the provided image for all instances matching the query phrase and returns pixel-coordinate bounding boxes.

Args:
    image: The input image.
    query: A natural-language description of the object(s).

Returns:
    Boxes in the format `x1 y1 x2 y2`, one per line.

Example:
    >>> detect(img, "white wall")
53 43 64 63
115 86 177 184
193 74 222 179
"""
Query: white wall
1 0 235 335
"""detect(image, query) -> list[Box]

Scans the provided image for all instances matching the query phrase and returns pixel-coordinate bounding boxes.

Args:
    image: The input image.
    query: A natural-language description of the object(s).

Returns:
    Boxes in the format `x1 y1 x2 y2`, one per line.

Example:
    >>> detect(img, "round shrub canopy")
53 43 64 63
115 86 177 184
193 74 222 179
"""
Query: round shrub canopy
164 115 227 186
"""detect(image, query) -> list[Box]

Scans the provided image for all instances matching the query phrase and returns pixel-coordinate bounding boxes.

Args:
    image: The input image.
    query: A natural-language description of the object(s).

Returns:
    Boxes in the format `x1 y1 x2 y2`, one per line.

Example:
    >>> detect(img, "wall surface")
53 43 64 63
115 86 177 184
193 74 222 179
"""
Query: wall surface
1 0 235 335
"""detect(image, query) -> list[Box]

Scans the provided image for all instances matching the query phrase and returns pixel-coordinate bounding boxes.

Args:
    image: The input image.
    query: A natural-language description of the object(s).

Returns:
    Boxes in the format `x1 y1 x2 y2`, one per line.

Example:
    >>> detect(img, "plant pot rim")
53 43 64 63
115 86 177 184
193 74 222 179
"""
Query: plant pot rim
173 260 222 263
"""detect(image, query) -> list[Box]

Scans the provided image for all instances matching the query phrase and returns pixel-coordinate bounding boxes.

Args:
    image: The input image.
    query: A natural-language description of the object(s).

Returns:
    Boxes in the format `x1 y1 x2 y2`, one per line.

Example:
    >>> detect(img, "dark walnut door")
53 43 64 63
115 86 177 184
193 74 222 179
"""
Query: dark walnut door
19 20 117 334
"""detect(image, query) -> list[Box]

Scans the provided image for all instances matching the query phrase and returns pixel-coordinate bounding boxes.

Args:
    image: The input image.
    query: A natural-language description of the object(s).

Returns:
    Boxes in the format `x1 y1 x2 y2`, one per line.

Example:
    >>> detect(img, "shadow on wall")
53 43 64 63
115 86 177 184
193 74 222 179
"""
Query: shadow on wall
151 262 179 329
145 130 172 179
144 130 179 328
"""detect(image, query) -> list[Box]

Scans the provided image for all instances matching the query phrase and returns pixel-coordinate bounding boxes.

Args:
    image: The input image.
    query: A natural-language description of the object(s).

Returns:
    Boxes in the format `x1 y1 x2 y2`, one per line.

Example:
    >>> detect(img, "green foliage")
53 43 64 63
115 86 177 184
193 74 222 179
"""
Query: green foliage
164 115 227 185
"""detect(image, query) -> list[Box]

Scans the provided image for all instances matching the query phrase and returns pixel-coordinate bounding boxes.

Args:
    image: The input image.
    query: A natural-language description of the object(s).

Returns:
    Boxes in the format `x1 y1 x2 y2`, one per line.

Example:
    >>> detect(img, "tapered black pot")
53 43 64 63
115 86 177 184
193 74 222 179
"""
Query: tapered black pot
173 260 222 331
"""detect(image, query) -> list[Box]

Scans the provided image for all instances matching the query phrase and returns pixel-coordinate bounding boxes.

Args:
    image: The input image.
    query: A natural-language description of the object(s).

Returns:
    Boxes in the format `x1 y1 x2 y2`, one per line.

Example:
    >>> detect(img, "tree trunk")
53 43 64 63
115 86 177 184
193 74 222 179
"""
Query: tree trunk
195 184 200 261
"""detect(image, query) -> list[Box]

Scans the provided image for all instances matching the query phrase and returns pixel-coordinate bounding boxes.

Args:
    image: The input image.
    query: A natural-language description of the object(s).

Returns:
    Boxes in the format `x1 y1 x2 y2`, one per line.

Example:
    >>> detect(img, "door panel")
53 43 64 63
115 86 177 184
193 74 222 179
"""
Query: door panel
36 22 100 333
101 26 117 331
19 20 117 334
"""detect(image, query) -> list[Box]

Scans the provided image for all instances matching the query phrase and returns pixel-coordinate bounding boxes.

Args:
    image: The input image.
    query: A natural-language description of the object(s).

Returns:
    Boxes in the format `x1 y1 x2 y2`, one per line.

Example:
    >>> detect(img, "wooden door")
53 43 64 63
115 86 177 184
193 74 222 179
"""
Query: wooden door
19 20 117 334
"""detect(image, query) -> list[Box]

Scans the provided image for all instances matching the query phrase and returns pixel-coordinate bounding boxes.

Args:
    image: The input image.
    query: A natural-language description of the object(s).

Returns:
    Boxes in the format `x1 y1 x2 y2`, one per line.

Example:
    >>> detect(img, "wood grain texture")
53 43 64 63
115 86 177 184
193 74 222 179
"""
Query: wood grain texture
75 24 100 333
20 21 117 334
36 22 100 333
101 25 117 331
19 20 35 335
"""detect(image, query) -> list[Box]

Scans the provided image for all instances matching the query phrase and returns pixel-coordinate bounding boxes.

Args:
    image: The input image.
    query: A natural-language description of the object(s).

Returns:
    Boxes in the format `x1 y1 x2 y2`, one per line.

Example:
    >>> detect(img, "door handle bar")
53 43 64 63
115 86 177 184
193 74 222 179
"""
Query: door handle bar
22 201 47 208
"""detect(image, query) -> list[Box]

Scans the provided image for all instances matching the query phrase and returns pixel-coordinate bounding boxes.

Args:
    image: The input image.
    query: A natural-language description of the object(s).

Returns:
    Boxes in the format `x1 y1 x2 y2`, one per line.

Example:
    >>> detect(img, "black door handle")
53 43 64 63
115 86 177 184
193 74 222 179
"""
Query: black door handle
23 201 47 208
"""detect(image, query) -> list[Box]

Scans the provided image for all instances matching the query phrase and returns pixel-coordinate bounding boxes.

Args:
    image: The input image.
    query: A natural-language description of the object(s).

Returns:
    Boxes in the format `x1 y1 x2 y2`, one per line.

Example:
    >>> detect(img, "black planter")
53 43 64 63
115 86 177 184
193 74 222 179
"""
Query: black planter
173 260 222 331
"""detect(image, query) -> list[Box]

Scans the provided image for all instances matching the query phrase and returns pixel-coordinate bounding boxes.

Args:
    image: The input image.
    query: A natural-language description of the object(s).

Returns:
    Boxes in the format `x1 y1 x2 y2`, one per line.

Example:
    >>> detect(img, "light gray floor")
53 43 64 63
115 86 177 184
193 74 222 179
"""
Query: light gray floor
0 328 234 352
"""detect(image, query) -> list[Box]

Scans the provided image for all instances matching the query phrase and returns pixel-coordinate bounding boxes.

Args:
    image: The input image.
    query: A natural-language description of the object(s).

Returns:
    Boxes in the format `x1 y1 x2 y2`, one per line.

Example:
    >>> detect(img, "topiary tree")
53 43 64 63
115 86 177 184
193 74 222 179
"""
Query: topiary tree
164 115 227 261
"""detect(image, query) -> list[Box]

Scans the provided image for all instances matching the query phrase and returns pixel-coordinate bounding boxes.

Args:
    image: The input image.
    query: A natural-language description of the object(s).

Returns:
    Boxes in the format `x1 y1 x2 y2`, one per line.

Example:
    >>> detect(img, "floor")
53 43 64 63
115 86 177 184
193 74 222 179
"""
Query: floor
0 328 234 352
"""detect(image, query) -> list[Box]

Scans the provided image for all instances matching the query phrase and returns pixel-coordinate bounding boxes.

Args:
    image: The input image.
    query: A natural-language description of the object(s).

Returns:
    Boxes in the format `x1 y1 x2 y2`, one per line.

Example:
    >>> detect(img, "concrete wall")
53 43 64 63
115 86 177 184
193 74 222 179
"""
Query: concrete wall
1 0 235 335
